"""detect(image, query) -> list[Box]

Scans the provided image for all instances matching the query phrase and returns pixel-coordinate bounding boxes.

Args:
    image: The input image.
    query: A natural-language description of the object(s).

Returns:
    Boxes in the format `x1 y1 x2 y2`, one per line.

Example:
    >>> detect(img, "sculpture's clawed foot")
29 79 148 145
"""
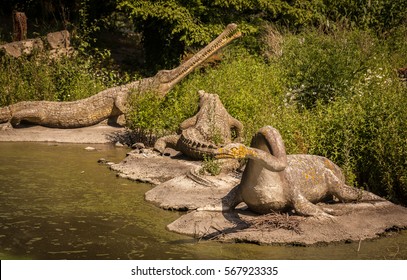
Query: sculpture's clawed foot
1 123 13 130
197 204 231 212
320 207 348 216
312 211 336 222
155 149 171 157
153 146 169 156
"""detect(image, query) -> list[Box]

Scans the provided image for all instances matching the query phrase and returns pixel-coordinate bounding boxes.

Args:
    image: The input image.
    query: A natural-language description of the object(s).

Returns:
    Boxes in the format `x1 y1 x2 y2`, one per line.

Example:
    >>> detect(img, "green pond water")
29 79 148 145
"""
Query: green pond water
0 142 406 260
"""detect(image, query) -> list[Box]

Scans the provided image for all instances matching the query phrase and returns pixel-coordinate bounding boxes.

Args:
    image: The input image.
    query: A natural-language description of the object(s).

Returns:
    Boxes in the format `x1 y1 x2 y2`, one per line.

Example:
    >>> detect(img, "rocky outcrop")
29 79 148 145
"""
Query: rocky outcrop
167 202 407 245
0 30 73 58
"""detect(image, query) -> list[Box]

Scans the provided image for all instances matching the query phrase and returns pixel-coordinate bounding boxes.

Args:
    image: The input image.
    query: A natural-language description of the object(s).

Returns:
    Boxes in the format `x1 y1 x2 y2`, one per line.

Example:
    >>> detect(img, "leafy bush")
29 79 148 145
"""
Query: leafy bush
324 0 407 32
117 0 328 68
275 29 406 203
277 29 407 203
200 156 222 176
307 76 407 203
278 29 387 109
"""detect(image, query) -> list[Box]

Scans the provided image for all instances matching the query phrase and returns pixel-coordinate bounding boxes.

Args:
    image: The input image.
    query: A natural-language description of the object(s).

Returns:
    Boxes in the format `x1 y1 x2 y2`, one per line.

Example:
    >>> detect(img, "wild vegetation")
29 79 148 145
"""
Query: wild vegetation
0 0 406 204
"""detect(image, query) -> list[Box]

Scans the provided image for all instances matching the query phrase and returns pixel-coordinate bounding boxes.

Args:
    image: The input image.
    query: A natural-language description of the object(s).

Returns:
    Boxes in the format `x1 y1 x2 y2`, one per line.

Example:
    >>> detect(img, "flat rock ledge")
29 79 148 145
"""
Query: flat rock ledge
167 202 407 245
110 150 407 246
0 123 126 144
110 149 241 208
110 150 201 185
145 172 241 210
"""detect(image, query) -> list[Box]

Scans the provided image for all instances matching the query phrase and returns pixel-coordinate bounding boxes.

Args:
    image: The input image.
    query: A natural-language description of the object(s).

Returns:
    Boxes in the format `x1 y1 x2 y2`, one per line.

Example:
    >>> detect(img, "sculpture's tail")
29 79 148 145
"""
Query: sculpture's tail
0 106 11 124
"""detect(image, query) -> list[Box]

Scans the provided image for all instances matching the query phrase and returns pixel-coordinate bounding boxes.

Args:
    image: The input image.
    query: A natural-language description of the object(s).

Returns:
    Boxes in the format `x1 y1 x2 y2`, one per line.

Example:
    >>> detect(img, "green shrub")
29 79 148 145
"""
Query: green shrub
0 54 104 106
0 51 134 107
274 30 407 203
307 77 407 203
200 156 222 176
126 90 167 134
278 29 387 109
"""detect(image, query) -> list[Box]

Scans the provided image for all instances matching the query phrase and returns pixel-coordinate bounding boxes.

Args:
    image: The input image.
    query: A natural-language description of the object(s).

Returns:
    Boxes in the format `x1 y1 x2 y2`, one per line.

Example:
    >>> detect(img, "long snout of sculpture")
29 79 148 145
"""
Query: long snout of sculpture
155 23 242 96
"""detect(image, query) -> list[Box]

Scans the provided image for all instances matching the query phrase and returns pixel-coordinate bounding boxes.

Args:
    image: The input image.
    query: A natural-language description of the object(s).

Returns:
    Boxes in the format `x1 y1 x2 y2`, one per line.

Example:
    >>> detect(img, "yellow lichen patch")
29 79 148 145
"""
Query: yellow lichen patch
217 145 257 159
323 158 336 172
302 168 323 184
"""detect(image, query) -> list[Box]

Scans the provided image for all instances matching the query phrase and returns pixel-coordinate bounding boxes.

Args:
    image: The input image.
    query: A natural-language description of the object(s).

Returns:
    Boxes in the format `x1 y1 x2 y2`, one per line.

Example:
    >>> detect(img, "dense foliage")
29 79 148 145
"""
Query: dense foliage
115 0 407 68
0 47 133 104
0 1 406 204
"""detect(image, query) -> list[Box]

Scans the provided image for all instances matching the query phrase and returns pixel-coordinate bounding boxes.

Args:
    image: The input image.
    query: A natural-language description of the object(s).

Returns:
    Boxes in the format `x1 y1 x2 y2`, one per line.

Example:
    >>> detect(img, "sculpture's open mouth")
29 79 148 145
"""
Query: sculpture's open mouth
215 148 240 159
174 23 242 74
157 23 242 94
175 23 242 78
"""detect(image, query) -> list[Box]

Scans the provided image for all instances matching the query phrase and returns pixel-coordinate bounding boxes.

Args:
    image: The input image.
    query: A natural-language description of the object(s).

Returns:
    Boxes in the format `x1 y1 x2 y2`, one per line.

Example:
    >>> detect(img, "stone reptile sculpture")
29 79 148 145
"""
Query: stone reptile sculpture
154 90 244 160
0 24 241 128
212 126 385 218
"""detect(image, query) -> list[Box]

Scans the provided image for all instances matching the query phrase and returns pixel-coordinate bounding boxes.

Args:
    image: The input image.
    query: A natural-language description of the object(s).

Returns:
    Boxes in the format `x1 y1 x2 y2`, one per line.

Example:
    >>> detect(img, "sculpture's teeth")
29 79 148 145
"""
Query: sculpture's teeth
168 23 241 82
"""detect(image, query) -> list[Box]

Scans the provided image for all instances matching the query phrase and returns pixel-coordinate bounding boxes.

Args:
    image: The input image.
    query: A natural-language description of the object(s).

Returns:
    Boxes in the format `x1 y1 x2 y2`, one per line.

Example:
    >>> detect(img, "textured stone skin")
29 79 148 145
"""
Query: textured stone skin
215 126 385 217
154 90 244 159
0 24 241 128
0 85 131 128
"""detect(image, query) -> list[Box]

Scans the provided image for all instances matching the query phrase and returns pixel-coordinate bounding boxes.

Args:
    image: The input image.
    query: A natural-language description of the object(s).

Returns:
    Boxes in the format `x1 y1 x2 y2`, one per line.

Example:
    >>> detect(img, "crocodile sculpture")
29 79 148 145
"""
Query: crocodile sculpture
213 126 385 217
0 24 241 128
154 90 244 160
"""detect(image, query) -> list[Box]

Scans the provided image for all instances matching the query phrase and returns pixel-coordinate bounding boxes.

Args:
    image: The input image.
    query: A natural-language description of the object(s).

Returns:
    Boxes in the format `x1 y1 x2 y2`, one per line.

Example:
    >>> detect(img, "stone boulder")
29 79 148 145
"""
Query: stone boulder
0 30 73 58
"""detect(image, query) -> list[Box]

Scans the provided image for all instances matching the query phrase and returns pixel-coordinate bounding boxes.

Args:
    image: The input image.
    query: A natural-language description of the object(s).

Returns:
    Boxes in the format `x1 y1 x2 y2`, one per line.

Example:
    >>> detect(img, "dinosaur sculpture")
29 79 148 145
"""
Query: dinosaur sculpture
0 24 241 128
214 126 385 217
154 90 244 160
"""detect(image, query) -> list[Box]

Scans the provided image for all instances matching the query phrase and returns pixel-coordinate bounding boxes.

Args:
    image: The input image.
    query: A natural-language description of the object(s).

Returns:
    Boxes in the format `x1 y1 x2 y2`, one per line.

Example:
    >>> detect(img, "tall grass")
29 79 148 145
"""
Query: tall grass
0 50 133 106
0 54 102 106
